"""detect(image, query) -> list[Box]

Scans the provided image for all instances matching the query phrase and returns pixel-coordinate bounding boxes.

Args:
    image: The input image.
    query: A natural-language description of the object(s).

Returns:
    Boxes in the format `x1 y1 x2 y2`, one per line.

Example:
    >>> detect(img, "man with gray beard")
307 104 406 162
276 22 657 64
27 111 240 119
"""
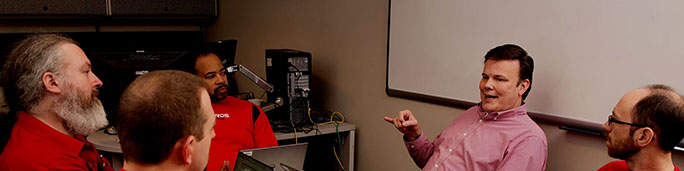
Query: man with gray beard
0 34 113 171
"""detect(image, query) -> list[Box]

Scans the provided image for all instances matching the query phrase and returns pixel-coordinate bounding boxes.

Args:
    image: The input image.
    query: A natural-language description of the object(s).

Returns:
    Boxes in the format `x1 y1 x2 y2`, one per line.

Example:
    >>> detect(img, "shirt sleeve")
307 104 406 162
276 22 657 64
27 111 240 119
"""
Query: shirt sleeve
404 132 434 168
496 135 547 171
252 105 278 148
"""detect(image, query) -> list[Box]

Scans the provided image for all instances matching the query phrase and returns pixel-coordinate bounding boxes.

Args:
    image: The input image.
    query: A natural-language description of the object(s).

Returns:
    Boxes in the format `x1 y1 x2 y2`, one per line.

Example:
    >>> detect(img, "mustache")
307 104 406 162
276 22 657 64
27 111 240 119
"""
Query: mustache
214 84 228 92
92 89 99 97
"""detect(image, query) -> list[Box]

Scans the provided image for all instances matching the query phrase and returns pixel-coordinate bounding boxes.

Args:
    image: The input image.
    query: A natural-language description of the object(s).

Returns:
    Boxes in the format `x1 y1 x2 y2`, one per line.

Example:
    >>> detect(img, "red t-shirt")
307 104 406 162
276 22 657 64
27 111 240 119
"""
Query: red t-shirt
207 96 278 171
0 111 114 171
599 160 680 171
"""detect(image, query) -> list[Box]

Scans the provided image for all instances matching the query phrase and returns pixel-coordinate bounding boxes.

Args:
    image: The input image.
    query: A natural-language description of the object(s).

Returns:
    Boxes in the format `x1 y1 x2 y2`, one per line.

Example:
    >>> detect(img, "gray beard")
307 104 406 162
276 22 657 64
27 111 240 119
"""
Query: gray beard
54 85 108 136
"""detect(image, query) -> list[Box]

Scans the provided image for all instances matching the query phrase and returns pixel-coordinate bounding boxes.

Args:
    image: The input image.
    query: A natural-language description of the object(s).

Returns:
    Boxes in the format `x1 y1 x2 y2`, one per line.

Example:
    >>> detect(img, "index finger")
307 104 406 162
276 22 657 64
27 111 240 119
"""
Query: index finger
383 116 394 123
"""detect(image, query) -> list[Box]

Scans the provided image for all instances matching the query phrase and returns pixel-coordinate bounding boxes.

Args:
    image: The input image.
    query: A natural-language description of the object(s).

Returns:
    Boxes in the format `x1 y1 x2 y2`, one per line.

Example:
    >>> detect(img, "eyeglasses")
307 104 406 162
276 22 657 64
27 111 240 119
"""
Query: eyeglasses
608 114 648 127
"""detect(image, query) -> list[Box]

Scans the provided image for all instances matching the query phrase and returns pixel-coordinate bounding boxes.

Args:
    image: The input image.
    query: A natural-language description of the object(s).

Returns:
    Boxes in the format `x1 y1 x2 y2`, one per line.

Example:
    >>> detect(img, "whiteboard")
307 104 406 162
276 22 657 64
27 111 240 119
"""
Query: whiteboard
387 0 684 125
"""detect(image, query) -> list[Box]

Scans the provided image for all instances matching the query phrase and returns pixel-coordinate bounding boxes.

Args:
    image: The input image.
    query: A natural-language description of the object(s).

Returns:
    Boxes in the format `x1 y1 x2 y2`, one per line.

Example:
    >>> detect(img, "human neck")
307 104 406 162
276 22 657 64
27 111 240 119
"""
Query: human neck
30 100 73 137
123 160 190 171
626 148 674 171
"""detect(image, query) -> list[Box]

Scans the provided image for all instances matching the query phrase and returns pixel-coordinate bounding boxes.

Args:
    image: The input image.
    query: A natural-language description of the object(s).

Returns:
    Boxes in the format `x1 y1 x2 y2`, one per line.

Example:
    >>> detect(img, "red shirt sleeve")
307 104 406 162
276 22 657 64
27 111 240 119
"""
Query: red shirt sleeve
252 105 278 147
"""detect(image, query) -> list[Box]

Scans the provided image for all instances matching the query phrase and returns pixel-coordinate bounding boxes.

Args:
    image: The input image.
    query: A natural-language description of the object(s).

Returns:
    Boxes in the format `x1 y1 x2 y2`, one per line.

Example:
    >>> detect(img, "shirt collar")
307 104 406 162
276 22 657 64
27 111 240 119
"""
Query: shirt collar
477 103 528 121
16 111 87 154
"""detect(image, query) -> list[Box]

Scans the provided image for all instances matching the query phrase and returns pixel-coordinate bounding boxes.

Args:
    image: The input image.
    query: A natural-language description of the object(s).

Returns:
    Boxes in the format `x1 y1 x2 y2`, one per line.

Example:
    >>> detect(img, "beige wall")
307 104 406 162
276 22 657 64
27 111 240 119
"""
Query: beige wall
206 0 684 170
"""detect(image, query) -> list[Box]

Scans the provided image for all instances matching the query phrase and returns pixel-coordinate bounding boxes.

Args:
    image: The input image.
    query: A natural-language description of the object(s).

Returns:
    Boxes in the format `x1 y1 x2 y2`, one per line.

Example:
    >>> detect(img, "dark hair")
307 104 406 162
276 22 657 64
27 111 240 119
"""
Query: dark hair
484 44 534 100
631 84 684 151
117 70 208 164
173 47 216 75
170 47 238 96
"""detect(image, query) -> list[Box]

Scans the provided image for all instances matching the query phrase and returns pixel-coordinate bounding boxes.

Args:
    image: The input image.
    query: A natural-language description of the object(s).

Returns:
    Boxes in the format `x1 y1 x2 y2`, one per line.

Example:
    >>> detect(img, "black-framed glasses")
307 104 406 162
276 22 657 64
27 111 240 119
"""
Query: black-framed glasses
608 114 648 127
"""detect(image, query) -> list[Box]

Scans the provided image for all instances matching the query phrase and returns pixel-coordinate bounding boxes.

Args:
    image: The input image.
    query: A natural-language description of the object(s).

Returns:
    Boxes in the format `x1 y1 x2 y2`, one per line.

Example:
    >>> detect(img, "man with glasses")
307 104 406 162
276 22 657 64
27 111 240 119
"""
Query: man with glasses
599 84 684 171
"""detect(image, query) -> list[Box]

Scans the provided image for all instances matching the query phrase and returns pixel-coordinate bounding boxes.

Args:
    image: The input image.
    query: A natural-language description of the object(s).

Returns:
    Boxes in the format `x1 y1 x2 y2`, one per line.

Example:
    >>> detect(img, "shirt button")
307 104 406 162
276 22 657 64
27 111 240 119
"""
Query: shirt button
448 148 453 152
479 119 483 123
435 164 439 168
410 145 415 148
463 133 467 136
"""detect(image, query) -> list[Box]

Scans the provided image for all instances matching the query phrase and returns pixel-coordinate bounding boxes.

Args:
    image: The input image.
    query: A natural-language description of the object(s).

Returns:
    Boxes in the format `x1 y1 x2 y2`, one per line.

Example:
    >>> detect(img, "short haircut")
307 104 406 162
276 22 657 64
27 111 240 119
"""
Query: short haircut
173 47 217 75
631 84 684 151
1 33 77 113
484 44 534 100
117 70 208 164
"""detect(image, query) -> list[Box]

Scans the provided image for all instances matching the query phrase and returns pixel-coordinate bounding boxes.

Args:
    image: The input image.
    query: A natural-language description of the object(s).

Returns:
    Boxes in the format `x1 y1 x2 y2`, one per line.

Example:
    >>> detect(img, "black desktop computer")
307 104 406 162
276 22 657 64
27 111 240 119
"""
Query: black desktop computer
265 49 311 125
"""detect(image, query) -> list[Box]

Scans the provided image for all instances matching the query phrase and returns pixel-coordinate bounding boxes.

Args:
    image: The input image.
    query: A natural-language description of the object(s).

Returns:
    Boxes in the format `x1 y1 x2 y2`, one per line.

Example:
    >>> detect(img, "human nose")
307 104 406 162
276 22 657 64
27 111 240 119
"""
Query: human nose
602 119 611 132
482 78 494 90
216 74 227 85
91 72 103 88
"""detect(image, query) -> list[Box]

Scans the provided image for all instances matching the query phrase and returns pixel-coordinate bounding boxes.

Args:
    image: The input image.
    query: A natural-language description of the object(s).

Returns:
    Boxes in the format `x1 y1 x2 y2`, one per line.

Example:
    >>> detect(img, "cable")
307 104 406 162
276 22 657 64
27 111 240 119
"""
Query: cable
291 121 298 144
307 109 345 126
307 108 346 170
308 108 315 124
333 146 345 171
258 91 267 99
336 122 345 171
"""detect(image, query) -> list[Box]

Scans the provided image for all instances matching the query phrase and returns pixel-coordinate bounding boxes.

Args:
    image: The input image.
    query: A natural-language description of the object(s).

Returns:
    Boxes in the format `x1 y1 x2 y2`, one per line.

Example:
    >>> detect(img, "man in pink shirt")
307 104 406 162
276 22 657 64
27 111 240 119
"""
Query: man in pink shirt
385 44 547 171
598 85 684 171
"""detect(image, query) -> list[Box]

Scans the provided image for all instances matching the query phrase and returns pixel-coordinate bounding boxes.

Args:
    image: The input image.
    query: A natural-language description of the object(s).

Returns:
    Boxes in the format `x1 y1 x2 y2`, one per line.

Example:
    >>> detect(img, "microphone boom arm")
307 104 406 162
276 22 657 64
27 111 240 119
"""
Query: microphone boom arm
226 64 274 93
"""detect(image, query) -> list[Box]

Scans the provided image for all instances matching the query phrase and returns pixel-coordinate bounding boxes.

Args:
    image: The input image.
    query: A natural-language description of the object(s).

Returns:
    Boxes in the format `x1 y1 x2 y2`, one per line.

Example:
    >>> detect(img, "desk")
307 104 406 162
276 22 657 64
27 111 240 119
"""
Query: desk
87 131 123 170
275 123 355 171
88 123 356 171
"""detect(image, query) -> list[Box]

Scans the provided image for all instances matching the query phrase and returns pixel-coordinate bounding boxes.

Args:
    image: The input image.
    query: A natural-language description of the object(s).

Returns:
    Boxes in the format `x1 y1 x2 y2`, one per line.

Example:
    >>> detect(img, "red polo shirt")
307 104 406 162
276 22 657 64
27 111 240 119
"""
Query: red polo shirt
0 111 114 171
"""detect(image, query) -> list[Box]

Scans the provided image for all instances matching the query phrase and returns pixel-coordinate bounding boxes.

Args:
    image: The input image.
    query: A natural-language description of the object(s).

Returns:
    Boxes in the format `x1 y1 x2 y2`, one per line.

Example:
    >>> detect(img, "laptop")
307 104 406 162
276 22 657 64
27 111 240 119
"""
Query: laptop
239 143 308 171
234 152 273 171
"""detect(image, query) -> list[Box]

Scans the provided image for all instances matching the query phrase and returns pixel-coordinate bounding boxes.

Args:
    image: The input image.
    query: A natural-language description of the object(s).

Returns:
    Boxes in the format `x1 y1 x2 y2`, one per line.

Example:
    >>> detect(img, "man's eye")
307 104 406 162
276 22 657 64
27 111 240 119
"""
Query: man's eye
206 75 215 79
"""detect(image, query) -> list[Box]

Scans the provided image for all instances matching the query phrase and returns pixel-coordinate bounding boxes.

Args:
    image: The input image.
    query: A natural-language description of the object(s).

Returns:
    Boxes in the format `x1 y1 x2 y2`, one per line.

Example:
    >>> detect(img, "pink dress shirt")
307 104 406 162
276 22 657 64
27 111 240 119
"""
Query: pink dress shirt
405 104 547 171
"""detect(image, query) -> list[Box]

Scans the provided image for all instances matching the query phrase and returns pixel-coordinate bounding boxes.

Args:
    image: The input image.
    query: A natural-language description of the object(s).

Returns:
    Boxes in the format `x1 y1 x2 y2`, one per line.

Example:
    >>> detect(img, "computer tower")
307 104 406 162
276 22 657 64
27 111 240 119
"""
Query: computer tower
265 49 311 125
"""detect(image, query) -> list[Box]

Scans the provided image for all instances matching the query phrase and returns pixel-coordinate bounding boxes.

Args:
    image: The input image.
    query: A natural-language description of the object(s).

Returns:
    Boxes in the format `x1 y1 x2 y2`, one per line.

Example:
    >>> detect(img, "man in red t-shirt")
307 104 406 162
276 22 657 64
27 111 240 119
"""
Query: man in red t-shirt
178 48 278 170
599 85 684 171
0 34 113 170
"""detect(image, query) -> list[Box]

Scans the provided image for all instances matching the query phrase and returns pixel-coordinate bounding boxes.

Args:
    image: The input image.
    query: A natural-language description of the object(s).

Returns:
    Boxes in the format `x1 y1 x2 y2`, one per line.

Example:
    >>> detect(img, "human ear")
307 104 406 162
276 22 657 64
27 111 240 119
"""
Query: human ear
634 127 655 147
181 136 196 164
518 79 530 96
43 72 61 94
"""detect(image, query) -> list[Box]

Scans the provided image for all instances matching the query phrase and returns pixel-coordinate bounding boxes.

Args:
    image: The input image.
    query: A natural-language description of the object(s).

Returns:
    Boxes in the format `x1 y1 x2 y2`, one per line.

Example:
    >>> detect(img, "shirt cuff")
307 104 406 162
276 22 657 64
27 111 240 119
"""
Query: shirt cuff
404 132 426 148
